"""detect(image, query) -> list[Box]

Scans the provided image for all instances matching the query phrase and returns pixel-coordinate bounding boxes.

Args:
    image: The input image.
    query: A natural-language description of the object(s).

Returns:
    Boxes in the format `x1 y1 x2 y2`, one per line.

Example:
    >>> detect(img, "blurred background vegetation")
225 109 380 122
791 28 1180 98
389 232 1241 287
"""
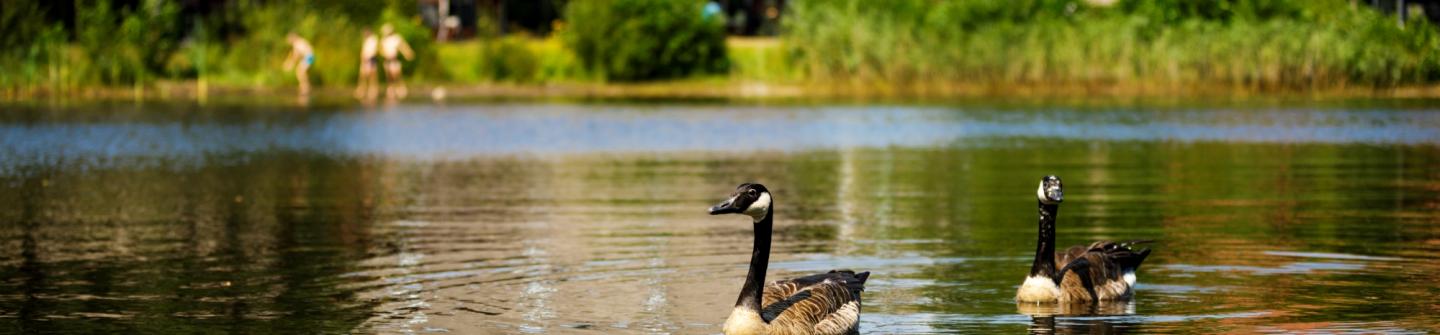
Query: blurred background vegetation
786 0 1440 90
3 0 1439 97
563 0 729 81
0 0 437 93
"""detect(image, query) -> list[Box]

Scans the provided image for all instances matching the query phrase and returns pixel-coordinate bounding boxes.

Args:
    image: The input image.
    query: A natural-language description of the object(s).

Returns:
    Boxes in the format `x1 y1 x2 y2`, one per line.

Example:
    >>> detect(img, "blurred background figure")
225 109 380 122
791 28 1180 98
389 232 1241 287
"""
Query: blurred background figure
428 0 462 42
380 24 414 100
439 16 462 42
282 32 314 95
356 29 380 100
704 1 723 21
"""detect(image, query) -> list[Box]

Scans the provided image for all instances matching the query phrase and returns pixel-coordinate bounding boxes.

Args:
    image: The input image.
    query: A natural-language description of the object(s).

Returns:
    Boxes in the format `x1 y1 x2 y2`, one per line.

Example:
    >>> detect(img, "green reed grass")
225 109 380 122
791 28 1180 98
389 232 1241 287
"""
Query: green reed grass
784 0 1440 90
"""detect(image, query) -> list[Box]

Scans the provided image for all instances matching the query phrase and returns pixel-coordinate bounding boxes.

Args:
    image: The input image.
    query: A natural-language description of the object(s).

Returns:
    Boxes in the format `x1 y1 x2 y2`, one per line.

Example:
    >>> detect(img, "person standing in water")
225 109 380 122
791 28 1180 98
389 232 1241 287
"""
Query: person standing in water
355 29 380 100
282 32 315 95
379 24 415 99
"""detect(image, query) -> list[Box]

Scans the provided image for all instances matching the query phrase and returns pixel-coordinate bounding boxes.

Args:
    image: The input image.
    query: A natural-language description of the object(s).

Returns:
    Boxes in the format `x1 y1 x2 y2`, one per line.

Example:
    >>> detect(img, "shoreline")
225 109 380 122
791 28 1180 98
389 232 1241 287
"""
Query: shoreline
7 79 1440 104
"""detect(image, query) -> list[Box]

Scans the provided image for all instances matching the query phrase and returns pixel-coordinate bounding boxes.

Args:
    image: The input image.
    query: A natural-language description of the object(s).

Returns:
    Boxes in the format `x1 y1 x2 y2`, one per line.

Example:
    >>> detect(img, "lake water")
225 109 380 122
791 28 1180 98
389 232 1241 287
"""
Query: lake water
1 100 1437 334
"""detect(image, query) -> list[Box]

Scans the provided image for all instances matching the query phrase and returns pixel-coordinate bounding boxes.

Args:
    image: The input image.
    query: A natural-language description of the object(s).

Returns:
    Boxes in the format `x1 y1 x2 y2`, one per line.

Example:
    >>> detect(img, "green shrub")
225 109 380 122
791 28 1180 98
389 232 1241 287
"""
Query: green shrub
0 1 67 89
531 37 586 82
728 39 799 82
435 36 583 84
478 37 541 82
433 37 547 83
73 0 182 86
562 0 729 81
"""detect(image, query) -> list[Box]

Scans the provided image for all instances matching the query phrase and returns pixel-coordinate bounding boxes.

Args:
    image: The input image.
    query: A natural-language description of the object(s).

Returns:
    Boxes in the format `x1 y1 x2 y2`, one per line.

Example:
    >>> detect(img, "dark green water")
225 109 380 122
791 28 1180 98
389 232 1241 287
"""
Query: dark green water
1 101 1437 334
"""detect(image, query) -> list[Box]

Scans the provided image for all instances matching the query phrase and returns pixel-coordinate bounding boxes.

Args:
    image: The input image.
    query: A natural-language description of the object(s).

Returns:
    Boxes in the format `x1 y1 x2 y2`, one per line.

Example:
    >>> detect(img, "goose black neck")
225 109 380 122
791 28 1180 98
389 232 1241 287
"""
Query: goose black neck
1029 201 1059 278
736 208 773 311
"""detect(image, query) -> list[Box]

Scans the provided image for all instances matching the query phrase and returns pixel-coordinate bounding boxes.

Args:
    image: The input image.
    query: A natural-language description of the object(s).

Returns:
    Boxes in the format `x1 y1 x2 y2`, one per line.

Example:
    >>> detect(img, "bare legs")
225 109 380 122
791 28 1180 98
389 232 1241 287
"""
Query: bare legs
356 61 379 100
295 63 311 96
384 59 406 99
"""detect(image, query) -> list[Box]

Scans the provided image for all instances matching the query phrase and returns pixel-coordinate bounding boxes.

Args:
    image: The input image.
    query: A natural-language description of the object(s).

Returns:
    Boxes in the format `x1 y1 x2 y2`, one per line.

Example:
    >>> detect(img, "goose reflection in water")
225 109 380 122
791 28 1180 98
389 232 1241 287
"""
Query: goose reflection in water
1019 300 1137 335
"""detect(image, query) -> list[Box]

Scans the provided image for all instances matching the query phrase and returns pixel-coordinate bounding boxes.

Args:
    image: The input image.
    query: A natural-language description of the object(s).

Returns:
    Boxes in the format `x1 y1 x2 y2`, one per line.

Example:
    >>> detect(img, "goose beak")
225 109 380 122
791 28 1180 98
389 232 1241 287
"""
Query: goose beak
709 199 741 215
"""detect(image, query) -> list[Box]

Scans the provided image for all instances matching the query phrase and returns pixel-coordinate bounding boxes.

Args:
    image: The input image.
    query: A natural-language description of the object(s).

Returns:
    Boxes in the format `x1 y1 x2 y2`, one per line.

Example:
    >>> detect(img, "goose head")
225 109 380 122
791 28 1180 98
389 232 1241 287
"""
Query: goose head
709 183 772 221
1036 175 1063 205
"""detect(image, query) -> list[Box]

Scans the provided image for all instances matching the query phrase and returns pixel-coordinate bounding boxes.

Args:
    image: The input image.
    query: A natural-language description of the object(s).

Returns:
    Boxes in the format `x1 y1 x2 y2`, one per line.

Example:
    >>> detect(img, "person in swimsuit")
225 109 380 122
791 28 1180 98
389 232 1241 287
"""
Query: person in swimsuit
356 29 380 100
379 24 415 100
283 33 315 95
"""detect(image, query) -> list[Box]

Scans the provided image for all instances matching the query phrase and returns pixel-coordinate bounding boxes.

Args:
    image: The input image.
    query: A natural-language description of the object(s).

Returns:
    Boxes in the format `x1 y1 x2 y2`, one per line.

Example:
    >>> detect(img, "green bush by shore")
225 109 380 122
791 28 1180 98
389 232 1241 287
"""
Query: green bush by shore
563 0 729 81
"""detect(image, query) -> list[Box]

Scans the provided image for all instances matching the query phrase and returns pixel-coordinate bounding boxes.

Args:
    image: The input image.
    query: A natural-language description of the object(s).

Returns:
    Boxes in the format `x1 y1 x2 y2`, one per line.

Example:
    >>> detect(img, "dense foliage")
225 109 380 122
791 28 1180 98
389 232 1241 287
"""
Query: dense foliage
6 0 1440 95
0 0 434 92
785 0 1440 89
563 0 729 81
1 0 184 88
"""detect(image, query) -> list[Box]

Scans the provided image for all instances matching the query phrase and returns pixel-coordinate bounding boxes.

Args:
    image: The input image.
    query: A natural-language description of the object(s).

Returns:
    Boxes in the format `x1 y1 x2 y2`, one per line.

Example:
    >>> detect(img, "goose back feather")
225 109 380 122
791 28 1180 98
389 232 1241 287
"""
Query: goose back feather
748 270 868 335
1052 241 1152 302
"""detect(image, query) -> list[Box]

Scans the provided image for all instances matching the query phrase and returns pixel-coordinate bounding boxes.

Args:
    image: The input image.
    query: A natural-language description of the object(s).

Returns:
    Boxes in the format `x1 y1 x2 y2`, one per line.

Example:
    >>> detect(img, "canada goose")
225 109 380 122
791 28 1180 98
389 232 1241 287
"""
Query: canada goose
709 183 870 335
1016 176 1152 303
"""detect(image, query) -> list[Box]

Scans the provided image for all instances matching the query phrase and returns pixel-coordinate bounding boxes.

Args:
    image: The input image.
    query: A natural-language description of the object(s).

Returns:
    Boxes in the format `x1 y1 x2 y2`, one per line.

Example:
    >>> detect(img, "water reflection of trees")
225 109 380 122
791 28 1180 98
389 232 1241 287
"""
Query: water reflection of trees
801 141 1439 332
0 138 1435 333
0 152 389 333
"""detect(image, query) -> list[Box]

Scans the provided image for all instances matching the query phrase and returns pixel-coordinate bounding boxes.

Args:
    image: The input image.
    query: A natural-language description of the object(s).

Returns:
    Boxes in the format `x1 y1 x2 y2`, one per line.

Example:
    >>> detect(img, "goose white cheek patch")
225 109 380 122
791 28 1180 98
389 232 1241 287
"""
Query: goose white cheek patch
1036 181 1060 204
745 193 771 220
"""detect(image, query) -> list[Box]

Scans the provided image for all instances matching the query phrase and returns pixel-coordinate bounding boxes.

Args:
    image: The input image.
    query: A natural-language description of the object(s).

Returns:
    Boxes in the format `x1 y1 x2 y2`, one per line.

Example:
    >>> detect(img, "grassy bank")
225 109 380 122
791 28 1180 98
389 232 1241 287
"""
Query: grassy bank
432 36 792 84
16 35 1440 102
784 0 1440 91
8 0 1440 101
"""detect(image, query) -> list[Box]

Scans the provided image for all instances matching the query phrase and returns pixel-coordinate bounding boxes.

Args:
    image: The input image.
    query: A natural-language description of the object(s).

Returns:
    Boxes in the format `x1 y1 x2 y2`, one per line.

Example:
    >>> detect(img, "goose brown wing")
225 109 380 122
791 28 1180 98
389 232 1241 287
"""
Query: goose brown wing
1054 244 1093 271
1056 240 1153 301
759 270 868 335
1055 240 1152 271
1097 240 1153 272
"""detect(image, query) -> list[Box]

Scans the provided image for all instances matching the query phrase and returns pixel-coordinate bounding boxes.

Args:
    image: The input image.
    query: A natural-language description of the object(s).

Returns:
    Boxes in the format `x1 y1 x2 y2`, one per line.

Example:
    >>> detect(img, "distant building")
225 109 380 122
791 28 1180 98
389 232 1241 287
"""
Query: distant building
419 0 478 40
1362 0 1440 25
717 0 786 36
418 0 561 39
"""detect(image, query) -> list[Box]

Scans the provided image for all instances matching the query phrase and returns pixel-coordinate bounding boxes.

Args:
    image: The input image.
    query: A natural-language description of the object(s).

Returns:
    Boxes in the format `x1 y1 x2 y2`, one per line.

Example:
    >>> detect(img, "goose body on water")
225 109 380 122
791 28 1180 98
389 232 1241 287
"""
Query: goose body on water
709 183 869 335
1016 176 1152 303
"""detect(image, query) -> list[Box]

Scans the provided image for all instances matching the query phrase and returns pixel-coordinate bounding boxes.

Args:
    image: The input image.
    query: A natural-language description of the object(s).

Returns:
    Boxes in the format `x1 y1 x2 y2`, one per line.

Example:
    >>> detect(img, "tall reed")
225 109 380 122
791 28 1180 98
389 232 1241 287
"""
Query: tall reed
783 0 1440 90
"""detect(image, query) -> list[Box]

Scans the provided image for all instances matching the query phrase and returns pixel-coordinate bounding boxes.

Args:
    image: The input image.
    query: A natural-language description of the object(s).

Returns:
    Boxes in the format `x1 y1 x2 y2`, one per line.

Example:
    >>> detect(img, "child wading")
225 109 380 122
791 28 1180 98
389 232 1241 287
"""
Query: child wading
356 29 381 100
379 24 414 100
283 33 315 96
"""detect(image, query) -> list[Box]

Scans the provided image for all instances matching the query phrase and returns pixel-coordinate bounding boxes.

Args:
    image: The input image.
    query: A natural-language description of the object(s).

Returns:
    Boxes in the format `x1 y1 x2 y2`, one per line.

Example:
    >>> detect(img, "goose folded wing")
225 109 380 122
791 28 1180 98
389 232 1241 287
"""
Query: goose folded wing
1092 240 1153 271
1058 244 1152 300
760 278 861 335
759 272 846 321
1054 243 1096 271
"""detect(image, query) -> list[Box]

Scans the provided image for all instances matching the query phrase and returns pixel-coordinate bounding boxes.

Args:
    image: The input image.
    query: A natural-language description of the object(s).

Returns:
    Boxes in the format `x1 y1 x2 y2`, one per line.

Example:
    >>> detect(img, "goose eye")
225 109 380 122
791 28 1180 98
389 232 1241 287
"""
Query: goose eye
747 189 757 196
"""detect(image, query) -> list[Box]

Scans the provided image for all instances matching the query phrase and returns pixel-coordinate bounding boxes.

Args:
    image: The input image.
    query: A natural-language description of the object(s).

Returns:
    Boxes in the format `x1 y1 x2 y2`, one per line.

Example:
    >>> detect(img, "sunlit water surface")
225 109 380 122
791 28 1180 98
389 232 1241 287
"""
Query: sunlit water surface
1 101 1437 334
